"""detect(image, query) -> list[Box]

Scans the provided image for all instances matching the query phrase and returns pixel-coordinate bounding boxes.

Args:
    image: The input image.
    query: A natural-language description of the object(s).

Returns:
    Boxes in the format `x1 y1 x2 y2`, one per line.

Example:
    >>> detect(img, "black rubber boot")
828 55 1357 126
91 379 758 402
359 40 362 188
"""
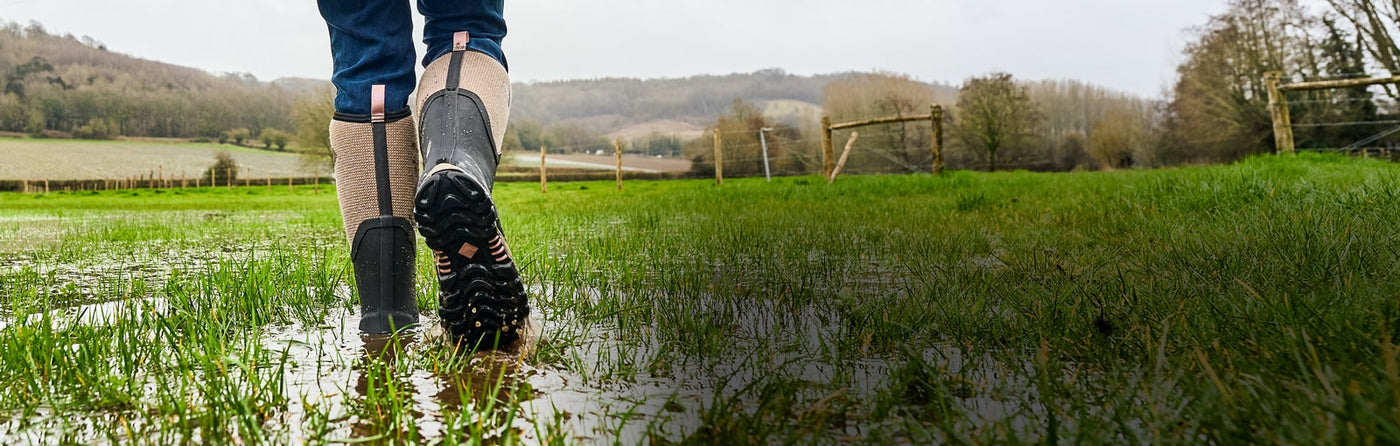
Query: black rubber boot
353 85 419 335
353 216 418 333
415 32 529 350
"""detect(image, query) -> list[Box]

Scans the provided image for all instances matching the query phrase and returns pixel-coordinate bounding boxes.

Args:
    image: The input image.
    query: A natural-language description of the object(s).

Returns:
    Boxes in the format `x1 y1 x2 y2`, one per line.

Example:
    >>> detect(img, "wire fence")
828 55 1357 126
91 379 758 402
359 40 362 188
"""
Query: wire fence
1281 82 1400 154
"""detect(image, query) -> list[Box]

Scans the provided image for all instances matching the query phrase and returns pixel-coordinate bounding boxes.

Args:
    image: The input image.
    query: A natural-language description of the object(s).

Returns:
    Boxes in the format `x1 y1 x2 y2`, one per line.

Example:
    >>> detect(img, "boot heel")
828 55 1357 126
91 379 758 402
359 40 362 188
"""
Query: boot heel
352 216 419 333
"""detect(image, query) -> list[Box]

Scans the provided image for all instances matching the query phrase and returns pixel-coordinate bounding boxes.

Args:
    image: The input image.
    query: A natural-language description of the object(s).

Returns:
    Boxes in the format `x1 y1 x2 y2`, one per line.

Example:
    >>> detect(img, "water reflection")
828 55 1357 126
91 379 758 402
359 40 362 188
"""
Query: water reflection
351 332 423 443
348 320 540 443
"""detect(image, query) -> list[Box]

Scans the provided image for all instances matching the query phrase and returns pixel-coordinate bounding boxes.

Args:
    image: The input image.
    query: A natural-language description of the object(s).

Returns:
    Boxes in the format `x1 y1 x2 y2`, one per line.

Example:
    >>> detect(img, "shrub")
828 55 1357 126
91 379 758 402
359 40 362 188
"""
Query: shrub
227 128 250 146
260 129 291 151
73 118 118 140
203 151 238 185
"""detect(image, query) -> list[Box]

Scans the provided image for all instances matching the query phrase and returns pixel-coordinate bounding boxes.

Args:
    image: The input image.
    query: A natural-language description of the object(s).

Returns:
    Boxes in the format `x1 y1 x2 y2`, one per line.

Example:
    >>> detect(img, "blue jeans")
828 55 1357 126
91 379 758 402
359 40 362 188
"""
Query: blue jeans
318 0 506 116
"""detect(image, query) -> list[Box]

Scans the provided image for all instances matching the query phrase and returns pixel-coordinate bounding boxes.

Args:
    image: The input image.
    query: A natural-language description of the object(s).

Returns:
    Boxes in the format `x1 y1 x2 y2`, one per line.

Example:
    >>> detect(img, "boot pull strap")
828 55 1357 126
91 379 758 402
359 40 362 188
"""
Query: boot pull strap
370 84 393 216
370 84 386 123
446 31 468 91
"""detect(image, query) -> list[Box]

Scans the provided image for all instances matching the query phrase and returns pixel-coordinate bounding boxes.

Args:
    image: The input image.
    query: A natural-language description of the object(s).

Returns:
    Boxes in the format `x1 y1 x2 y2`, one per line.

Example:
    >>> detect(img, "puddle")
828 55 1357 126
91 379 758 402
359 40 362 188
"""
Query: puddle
262 284 707 444
0 296 168 331
0 268 1070 443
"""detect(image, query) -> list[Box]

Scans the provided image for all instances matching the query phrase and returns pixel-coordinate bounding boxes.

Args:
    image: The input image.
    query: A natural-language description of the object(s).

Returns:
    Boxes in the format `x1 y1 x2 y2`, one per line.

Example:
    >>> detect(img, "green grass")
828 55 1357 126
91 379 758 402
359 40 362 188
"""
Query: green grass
3 152 1400 443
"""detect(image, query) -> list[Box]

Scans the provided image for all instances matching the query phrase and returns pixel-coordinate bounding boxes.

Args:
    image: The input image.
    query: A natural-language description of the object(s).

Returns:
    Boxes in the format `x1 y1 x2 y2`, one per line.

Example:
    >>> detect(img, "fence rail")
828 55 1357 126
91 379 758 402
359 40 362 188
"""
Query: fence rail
821 105 945 178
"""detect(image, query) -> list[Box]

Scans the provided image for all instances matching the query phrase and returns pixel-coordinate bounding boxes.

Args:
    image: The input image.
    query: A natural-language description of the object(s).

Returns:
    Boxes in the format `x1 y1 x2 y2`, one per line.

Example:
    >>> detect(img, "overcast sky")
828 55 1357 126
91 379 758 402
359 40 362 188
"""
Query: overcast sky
2 0 1252 98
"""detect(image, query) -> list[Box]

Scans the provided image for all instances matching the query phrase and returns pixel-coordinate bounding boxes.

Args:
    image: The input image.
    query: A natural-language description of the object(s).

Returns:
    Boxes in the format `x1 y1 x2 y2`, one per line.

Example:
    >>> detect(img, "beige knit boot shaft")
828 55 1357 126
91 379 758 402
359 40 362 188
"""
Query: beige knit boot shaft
414 50 511 153
330 117 420 243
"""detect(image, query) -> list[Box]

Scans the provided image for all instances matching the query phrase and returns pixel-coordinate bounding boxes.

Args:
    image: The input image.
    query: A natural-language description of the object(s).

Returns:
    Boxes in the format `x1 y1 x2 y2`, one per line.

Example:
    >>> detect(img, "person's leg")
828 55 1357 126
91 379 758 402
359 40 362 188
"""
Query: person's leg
319 0 421 334
415 0 510 147
319 0 419 115
417 0 507 70
413 0 529 350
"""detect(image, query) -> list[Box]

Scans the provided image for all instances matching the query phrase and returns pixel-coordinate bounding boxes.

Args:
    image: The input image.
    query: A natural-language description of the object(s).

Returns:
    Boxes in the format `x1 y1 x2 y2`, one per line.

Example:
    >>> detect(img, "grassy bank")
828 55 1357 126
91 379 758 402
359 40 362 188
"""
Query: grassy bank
2 153 1399 443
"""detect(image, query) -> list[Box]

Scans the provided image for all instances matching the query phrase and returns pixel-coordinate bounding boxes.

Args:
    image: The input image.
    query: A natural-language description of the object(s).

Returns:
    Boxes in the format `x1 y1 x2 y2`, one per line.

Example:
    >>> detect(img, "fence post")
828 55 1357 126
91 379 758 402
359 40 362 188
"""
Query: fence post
931 105 945 175
1264 71 1295 155
829 131 859 184
540 145 548 194
713 128 723 185
615 139 624 190
181 171 187 188
267 175 272 192
44 179 50 194
288 177 293 193
226 167 232 189
821 116 835 178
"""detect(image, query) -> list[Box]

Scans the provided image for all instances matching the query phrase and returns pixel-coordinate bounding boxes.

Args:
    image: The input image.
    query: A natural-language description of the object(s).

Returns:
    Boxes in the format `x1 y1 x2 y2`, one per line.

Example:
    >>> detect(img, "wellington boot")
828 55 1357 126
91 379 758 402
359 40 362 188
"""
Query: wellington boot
414 32 529 349
332 85 421 334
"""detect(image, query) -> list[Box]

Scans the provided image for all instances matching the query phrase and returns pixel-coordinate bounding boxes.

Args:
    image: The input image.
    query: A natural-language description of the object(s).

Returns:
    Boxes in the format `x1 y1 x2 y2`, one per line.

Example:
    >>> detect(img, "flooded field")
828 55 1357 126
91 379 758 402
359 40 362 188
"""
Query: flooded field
4 154 1400 443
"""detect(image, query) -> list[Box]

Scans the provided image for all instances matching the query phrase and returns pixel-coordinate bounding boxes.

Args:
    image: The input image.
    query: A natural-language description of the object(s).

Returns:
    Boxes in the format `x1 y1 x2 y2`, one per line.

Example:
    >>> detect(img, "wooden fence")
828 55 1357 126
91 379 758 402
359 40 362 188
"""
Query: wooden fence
0 176 333 193
820 105 945 178
1265 72 1400 154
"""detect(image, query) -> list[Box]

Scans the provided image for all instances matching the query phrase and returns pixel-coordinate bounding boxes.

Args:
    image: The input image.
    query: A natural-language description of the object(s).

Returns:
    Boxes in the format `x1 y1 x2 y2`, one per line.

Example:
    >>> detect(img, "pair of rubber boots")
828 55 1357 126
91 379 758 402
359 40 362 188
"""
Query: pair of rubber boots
341 32 528 350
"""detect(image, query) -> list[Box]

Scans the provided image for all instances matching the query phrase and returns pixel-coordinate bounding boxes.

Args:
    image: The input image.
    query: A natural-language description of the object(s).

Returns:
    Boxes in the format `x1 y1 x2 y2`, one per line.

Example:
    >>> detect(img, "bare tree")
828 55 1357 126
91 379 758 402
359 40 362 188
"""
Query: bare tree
1088 108 1144 169
1325 0 1400 98
954 73 1041 171
293 86 335 173
824 72 951 173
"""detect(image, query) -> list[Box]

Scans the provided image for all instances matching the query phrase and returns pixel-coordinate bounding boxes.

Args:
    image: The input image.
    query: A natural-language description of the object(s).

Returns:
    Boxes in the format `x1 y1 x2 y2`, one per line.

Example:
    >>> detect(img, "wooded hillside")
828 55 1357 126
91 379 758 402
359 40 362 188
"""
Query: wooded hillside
0 21 314 139
509 69 951 133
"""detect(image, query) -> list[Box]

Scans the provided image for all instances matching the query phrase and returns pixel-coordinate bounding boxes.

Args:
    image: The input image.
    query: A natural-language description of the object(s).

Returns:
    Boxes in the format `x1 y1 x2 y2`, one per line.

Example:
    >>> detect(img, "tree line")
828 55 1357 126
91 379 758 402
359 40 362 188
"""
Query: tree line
1163 0 1391 162
682 0 1397 176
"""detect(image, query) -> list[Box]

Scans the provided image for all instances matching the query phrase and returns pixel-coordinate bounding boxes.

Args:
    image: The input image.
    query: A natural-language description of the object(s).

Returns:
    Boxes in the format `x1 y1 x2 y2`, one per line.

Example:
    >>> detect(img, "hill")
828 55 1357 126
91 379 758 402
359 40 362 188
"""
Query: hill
0 21 323 139
510 69 958 138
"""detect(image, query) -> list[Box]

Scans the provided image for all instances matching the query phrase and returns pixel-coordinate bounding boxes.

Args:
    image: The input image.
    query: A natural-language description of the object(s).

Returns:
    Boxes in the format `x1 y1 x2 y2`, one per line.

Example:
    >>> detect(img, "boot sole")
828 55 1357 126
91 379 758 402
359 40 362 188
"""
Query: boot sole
414 165 529 350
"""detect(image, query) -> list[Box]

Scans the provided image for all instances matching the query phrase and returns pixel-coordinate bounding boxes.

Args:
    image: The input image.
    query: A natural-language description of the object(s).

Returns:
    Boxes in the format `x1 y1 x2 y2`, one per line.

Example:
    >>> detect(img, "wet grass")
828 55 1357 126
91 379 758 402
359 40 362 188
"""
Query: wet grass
3 152 1400 443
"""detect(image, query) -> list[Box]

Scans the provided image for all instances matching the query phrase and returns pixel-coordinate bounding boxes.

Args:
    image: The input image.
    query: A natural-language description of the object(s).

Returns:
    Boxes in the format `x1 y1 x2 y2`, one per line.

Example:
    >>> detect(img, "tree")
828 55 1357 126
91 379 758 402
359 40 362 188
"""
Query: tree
25 108 44 136
272 131 289 150
823 72 948 173
954 73 1040 171
260 128 290 150
684 98 803 177
1025 79 1150 170
1291 17 1380 149
1162 0 1312 163
204 150 238 185
1326 0 1399 98
227 128 250 146
292 86 335 173
73 117 117 139
1088 109 1144 169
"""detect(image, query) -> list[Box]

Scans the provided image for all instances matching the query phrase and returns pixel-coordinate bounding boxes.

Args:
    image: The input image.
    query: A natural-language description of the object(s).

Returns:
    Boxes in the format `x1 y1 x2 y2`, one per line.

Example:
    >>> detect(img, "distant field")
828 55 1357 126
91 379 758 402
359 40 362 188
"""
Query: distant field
504 152 692 173
604 119 705 141
1 139 689 182
0 138 318 180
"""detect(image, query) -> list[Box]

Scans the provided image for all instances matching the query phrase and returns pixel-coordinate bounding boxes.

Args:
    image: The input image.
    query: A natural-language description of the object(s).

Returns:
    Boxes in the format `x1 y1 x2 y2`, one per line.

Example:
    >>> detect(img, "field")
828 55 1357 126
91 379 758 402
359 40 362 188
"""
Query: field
0 138 320 181
0 139 686 183
2 153 1400 443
